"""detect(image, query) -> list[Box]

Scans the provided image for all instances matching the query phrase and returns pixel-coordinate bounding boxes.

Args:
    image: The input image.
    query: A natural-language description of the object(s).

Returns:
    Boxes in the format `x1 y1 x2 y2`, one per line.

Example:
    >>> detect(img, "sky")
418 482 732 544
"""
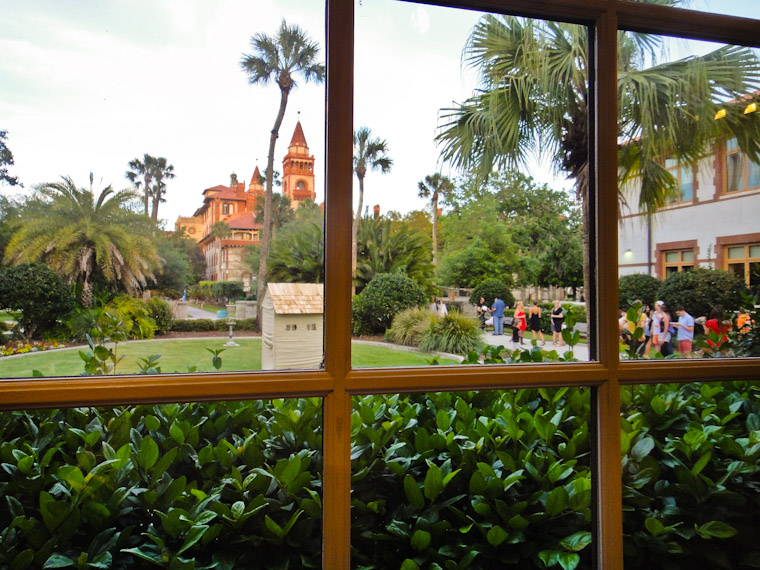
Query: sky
1 0 757 228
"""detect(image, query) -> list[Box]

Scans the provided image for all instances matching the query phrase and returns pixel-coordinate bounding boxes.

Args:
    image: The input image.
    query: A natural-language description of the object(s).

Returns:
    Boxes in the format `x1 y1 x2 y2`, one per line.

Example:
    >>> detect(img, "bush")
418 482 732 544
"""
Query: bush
386 306 429 346
418 312 484 354
0 263 75 340
147 298 175 335
469 277 515 307
102 295 156 340
352 273 427 336
657 268 748 318
168 317 258 333
619 273 661 309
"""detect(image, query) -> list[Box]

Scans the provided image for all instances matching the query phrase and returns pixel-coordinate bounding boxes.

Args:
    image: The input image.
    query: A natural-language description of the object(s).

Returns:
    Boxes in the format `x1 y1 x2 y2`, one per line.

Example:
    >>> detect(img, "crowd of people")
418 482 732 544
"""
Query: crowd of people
476 297 567 347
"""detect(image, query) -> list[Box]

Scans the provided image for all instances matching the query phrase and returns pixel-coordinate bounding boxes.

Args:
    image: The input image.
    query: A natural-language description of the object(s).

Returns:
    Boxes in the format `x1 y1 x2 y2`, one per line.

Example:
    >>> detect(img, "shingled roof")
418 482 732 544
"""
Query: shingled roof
266 283 323 314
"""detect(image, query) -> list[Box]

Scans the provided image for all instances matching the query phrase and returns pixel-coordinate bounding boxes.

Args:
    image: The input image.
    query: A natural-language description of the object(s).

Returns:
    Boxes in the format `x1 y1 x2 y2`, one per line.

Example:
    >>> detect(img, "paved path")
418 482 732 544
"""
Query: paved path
185 306 219 320
480 330 590 361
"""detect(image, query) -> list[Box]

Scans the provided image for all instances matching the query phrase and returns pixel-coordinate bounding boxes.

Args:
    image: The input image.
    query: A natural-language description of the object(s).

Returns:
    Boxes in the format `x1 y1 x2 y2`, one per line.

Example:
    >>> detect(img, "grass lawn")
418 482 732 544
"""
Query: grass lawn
0 338 457 378
190 303 226 314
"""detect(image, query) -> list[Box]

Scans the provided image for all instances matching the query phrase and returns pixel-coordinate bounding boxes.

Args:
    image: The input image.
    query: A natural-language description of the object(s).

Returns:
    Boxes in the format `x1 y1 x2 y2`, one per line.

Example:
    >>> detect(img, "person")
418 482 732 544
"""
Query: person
672 306 695 355
514 301 527 344
476 297 491 330
619 310 633 345
641 304 652 357
551 300 565 346
491 295 506 335
430 297 438 314
652 301 671 356
528 300 545 345
704 305 730 349
437 298 448 317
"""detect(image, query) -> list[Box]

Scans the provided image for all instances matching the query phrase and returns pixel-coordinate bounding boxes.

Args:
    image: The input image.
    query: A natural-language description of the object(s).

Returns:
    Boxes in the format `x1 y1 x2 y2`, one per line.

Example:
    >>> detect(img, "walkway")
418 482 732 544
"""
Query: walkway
480 330 590 361
185 306 219 320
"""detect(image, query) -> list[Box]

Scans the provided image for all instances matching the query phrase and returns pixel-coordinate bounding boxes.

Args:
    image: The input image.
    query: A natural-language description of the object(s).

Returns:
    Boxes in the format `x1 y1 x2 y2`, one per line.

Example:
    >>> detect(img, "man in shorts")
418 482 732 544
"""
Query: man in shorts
672 306 695 355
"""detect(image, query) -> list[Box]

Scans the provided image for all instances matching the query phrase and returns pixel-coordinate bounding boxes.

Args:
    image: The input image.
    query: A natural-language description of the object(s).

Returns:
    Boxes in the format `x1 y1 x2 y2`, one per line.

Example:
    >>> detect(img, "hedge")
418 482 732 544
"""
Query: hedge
168 318 258 333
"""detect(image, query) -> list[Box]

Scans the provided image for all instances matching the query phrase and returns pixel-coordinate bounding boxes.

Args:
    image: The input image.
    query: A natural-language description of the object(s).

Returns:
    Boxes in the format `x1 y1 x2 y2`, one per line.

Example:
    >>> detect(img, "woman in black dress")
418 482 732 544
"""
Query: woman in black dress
528 300 545 345
551 300 565 346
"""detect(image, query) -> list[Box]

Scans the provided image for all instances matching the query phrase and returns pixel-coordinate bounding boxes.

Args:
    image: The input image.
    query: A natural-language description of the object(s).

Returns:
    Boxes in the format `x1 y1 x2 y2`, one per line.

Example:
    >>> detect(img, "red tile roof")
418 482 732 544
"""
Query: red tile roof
290 121 308 147
227 211 261 230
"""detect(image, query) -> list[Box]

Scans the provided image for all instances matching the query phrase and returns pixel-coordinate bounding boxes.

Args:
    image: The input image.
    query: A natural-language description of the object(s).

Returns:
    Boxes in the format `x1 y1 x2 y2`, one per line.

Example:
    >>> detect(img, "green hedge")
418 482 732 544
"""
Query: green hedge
1 382 757 569
168 318 258 333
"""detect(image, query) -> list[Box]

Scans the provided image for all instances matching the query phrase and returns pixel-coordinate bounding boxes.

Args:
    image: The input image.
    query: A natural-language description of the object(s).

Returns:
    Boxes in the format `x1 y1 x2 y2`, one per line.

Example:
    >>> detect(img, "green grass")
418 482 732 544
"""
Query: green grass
0 311 15 322
0 338 457 378
190 303 225 314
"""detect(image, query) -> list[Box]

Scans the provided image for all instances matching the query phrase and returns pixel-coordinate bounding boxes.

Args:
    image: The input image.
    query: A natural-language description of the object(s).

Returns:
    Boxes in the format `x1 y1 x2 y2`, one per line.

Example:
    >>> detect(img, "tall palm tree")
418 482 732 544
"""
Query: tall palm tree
126 154 157 216
437 12 760 297
417 173 454 267
352 127 392 292
150 157 175 223
254 193 294 238
4 176 161 307
240 20 325 316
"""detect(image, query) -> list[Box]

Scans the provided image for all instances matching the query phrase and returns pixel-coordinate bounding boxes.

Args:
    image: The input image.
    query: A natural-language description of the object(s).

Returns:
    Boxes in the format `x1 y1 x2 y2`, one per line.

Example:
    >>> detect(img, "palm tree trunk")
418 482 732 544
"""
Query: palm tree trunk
256 89 290 330
432 191 438 267
351 175 364 296
144 174 151 216
82 277 93 309
151 184 161 222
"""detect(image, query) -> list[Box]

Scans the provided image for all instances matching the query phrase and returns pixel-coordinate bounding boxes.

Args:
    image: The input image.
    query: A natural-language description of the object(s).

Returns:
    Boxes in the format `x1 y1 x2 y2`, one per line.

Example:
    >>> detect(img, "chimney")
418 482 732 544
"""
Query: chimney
230 173 238 186
373 204 380 219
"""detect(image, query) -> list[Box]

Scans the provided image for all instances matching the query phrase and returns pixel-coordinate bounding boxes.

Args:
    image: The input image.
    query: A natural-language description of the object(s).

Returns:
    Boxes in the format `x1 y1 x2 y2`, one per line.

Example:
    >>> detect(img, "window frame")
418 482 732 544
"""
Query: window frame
1 1 759 569
725 137 760 193
664 157 695 203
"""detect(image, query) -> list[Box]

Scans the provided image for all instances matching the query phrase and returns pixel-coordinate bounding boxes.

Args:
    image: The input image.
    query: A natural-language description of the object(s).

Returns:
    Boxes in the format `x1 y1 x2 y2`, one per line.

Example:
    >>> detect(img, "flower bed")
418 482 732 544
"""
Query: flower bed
1 340 66 357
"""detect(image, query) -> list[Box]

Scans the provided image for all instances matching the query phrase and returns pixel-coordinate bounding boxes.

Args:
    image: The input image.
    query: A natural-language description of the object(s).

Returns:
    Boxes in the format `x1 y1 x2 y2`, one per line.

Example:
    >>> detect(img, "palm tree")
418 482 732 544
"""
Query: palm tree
240 19 324 315
254 193 294 237
126 154 157 216
149 157 175 223
417 173 454 267
4 176 161 307
352 127 392 292
437 12 760 297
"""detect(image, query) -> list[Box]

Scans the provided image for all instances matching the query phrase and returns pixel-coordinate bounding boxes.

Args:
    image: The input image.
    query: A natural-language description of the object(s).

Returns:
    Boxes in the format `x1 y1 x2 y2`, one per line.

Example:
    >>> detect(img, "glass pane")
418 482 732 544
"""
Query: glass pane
623 0 760 20
353 1 591 366
728 246 745 259
0 398 323 568
749 245 760 258
0 1 327 377
748 159 760 189
618 31 759 360
622 381 760 569
352 390 592 569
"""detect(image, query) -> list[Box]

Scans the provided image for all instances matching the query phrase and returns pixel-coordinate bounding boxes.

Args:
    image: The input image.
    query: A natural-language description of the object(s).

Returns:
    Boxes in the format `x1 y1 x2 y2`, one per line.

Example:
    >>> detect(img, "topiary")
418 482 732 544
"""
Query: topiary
656 268 748 319
619 273 661 310
469 277 515 307
352 273 427 336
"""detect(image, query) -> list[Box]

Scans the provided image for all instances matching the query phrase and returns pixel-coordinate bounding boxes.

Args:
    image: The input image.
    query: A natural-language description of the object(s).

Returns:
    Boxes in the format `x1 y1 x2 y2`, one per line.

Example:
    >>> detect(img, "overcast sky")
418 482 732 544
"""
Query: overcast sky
1 0 756 228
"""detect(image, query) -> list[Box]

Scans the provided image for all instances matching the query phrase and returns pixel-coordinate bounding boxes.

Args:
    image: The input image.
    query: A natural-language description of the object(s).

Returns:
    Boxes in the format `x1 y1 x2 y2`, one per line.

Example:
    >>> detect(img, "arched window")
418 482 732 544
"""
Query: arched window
296 180 306 191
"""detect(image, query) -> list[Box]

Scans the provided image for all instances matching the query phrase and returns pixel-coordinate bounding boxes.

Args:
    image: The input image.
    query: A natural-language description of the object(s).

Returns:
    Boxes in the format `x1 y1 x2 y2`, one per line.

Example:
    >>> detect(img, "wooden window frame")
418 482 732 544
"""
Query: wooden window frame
0 1 758 569
665 158 696 203
724 137 760 194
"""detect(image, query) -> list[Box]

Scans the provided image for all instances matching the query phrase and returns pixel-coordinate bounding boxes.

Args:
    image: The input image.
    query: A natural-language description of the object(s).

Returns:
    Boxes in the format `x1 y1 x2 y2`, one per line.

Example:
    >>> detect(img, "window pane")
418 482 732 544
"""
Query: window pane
622 381 760 569
352 390 592 568
749 245 760 258
353 1 591 366
623 0 760 19
748 159 760 189
0 1 327 377
618 31 759 360
0 398 323 568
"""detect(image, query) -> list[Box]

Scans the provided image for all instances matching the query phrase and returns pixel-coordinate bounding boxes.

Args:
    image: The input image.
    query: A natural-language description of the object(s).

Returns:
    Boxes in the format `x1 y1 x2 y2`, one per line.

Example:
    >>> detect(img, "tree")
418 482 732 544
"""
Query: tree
352 127 392 292
149 156 175 223
4 176 161 307
209 221 232 241
417 173 454 267
254 192 294 236
0 263 75 340
125 154 156 216
267 220 324 284
241 19 325 327
437 12 760 300
0 130 21 187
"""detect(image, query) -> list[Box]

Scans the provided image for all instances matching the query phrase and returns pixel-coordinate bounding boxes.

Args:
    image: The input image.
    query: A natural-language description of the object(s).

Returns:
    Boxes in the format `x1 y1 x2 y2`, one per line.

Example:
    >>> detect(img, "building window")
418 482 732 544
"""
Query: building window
725 243 760 289
725 138 760 193
296 180 306 191
665 158 694 203
286 324 298 332
664 249 695 277
222 203 230 215
307 323 317 331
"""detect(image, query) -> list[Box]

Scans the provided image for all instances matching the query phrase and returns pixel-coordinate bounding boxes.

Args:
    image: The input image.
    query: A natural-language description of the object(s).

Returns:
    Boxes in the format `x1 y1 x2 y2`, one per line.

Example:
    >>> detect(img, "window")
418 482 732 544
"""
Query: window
222 203 230 215
2 2 758 569
664 249 695 276
665 158 694 202
296 180 306 190
725 243 760 289
725 138 760 193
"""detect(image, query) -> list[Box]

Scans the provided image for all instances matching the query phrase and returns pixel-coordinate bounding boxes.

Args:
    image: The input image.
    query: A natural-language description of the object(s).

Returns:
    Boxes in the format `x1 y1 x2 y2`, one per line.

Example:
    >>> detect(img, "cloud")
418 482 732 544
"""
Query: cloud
411 6 430 35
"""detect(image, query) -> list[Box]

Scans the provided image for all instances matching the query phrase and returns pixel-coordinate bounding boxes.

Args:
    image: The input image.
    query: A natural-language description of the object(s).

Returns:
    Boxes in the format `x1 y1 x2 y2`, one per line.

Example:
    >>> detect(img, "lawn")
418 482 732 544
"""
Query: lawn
0 338 457 378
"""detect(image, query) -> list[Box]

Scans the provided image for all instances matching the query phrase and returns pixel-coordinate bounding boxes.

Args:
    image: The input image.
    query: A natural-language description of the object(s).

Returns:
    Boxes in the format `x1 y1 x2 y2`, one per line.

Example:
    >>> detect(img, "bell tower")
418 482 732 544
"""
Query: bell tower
282 119 316 208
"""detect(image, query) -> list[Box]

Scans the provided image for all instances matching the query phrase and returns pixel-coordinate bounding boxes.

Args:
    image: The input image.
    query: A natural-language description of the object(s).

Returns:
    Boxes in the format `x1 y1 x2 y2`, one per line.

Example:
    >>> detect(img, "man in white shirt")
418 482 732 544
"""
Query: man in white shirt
672 306 695 355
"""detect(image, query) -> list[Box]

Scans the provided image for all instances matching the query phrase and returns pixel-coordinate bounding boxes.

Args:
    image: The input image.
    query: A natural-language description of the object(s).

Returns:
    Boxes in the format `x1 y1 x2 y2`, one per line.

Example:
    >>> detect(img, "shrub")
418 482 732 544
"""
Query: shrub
619 273 661 309
352 273 427 336
147 297 175 335
0 263 75 340
656 268 748 318
418 311 484 354
386 306 429 346
189 281 246 304
170 318 216 332
469 277 515 307
102 295 156 340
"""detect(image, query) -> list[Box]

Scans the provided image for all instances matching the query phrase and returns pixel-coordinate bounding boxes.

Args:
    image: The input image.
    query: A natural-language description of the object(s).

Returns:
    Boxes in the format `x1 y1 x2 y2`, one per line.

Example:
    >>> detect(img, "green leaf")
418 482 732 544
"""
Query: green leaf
423 463 443 502
691 451 712 476
120 547 165 564
11 549 35 570
436 408 453 431
411 529 432 551
558 552 581 570
560 531 592 551
42 554 74 568
487 525 509 546
631 437 655 462
645 517 665 537
545 487 569 516
137 436 159 470
404 474 425 510
170 422 185 445
265 515 285 539
178 524 209 554
144 415 160 431
400 560 420 570
696 520 738 539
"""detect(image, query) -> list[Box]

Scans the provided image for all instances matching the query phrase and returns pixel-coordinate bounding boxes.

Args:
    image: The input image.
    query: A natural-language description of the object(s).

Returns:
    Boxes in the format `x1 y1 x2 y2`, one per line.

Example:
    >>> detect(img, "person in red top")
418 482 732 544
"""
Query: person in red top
514 301 527 345
704 305 730 349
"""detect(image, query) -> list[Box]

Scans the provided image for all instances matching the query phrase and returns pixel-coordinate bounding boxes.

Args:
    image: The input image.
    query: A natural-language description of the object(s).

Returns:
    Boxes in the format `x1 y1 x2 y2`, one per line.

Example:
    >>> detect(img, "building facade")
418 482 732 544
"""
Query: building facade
175 121 317 291
618 135 760 292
